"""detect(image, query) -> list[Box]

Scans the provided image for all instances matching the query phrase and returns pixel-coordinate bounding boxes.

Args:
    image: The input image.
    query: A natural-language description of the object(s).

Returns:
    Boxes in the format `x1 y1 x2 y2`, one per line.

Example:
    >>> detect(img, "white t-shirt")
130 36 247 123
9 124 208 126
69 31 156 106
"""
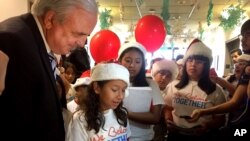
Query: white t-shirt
66 109 131 141
164 80 226 128
62 108 72 133
67 100 78 113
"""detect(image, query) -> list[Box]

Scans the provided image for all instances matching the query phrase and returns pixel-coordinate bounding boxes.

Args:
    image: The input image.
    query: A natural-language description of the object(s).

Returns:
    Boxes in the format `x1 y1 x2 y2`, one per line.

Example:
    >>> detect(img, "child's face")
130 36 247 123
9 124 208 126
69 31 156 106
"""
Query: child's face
64 67 76 83
186 58 205 81
154 70 172 90
120 50 143 81
95 80 127 111
75 85 88 103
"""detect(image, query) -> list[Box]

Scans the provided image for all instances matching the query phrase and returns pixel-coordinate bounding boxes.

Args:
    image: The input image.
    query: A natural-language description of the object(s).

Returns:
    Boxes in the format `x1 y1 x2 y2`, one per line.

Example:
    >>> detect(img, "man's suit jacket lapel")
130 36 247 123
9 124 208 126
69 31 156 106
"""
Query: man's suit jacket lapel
23 14 65 134
23 13 58 96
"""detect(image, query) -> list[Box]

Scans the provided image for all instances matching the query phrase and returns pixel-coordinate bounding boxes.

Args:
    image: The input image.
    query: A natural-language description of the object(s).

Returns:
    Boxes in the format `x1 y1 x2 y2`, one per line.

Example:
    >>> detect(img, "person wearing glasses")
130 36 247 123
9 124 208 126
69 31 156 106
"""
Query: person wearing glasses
190 19 250 139
164 39 226 141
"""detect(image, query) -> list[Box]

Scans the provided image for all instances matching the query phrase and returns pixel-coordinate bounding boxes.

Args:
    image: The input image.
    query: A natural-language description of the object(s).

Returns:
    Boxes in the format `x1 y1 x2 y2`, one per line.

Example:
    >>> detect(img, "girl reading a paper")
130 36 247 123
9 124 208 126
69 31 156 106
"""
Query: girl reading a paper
66 63 131 141
118 42 165 141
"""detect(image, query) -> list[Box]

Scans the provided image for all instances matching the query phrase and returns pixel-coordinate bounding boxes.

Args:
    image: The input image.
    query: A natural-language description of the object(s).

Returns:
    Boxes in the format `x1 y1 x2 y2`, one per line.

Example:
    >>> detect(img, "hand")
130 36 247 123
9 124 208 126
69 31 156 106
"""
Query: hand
248 80 250 98
58 67 65 74
245 66 250 75
186 109 202 122
0 51 9 95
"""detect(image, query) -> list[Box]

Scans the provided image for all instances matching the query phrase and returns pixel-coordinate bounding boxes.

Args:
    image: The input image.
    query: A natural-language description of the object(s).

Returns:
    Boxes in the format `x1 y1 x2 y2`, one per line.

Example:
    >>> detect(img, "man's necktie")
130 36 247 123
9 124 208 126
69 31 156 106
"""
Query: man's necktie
48 52 57 79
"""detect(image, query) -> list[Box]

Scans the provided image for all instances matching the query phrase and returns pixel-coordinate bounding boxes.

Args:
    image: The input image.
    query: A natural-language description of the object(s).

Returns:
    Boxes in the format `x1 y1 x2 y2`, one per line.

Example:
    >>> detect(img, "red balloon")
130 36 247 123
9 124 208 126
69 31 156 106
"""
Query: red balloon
90 30 120 63
135 15 167 53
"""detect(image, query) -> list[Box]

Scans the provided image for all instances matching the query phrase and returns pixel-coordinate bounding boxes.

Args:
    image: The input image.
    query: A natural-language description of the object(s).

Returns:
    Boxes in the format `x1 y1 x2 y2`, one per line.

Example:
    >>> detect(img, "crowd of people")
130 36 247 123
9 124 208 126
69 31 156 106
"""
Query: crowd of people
0 0 250 141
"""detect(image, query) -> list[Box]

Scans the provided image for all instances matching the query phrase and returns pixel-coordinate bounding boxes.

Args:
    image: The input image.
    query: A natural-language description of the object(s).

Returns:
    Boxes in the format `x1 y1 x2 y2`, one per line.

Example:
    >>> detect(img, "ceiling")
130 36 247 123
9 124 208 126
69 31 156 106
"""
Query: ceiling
97 0 250 30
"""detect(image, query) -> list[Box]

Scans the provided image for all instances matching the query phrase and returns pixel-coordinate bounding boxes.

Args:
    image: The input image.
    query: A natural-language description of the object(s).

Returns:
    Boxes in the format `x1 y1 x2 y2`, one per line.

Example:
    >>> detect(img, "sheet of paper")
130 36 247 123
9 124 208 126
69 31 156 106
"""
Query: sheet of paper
123 87 152 112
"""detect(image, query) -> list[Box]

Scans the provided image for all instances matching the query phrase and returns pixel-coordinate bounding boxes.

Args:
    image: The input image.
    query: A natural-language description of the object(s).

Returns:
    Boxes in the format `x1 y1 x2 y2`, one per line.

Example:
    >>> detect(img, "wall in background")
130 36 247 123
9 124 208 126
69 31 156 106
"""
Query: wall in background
0 0 28 22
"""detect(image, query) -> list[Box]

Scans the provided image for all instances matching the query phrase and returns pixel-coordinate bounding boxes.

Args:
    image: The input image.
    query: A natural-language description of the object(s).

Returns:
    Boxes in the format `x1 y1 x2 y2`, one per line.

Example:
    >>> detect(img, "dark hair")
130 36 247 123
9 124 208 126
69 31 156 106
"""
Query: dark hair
63 61 77 82
230 48 242 56
241 19 250 34
83 81 128 133
56 75 67 109
175 55 216 94
66 47 90 78
175 54 184 61
118 48 149 87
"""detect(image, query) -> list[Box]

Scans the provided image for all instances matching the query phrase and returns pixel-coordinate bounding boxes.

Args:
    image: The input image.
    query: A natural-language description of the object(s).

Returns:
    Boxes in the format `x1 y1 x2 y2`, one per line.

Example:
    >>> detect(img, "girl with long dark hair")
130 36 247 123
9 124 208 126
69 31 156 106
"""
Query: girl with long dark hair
67 63 131 141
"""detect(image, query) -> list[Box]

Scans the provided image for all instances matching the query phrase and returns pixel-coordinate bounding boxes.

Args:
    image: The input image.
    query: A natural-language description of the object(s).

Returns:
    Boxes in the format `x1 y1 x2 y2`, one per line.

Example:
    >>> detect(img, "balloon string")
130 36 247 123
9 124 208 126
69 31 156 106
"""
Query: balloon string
135 0 142 18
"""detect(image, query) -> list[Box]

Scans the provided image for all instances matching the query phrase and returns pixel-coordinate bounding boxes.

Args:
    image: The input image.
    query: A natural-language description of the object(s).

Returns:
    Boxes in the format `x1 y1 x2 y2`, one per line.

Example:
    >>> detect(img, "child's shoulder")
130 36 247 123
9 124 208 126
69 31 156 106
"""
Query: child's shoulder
169 79 180 86
72 110 85 121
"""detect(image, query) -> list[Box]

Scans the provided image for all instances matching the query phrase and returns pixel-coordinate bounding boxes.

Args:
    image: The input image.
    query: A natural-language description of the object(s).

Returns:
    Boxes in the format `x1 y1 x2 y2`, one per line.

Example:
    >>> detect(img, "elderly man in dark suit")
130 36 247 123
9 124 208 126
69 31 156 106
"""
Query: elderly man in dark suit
0 0 97 140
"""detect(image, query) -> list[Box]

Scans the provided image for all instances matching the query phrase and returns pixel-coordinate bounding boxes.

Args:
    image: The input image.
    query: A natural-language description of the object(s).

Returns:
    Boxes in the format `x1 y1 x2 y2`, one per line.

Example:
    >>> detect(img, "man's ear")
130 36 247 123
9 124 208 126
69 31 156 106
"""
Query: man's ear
93 82 101 95
43 10 55 29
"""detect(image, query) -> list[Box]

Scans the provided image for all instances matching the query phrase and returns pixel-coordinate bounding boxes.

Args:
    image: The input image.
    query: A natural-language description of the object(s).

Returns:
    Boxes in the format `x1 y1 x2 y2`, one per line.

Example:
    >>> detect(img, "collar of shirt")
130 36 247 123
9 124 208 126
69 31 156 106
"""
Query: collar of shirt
32 14 61 62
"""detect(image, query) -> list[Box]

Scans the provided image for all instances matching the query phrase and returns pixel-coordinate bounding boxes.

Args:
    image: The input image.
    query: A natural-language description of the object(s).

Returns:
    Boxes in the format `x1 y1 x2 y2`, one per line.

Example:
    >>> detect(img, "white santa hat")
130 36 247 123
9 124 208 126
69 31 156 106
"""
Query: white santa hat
183 39 213 66
237 54 250 62
118 42 147 60
151 59 179 81
91 63 130 96
73 70 91 90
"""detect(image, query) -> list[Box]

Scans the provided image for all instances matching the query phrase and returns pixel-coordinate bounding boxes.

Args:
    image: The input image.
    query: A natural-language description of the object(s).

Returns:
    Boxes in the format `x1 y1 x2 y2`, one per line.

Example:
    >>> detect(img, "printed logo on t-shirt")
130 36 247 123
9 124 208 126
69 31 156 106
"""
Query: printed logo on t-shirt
173 92 208 108
90 126 128 141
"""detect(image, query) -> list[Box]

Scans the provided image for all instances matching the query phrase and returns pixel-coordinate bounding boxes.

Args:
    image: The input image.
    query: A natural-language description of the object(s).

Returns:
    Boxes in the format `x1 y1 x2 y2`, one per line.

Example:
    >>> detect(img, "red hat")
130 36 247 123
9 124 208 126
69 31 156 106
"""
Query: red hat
80 70 91 78
73 70 91 89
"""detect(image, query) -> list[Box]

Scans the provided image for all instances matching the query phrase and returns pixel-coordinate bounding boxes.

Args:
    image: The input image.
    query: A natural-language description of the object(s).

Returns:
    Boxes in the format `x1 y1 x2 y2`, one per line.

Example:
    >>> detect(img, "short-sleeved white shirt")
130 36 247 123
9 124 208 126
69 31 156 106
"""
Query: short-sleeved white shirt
66 109 131 141
164 80 226 128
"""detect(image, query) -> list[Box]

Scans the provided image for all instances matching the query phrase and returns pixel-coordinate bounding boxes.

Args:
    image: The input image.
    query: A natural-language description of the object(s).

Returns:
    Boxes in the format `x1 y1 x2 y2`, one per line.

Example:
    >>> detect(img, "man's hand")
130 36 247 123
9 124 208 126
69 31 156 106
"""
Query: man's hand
0 51 9 95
